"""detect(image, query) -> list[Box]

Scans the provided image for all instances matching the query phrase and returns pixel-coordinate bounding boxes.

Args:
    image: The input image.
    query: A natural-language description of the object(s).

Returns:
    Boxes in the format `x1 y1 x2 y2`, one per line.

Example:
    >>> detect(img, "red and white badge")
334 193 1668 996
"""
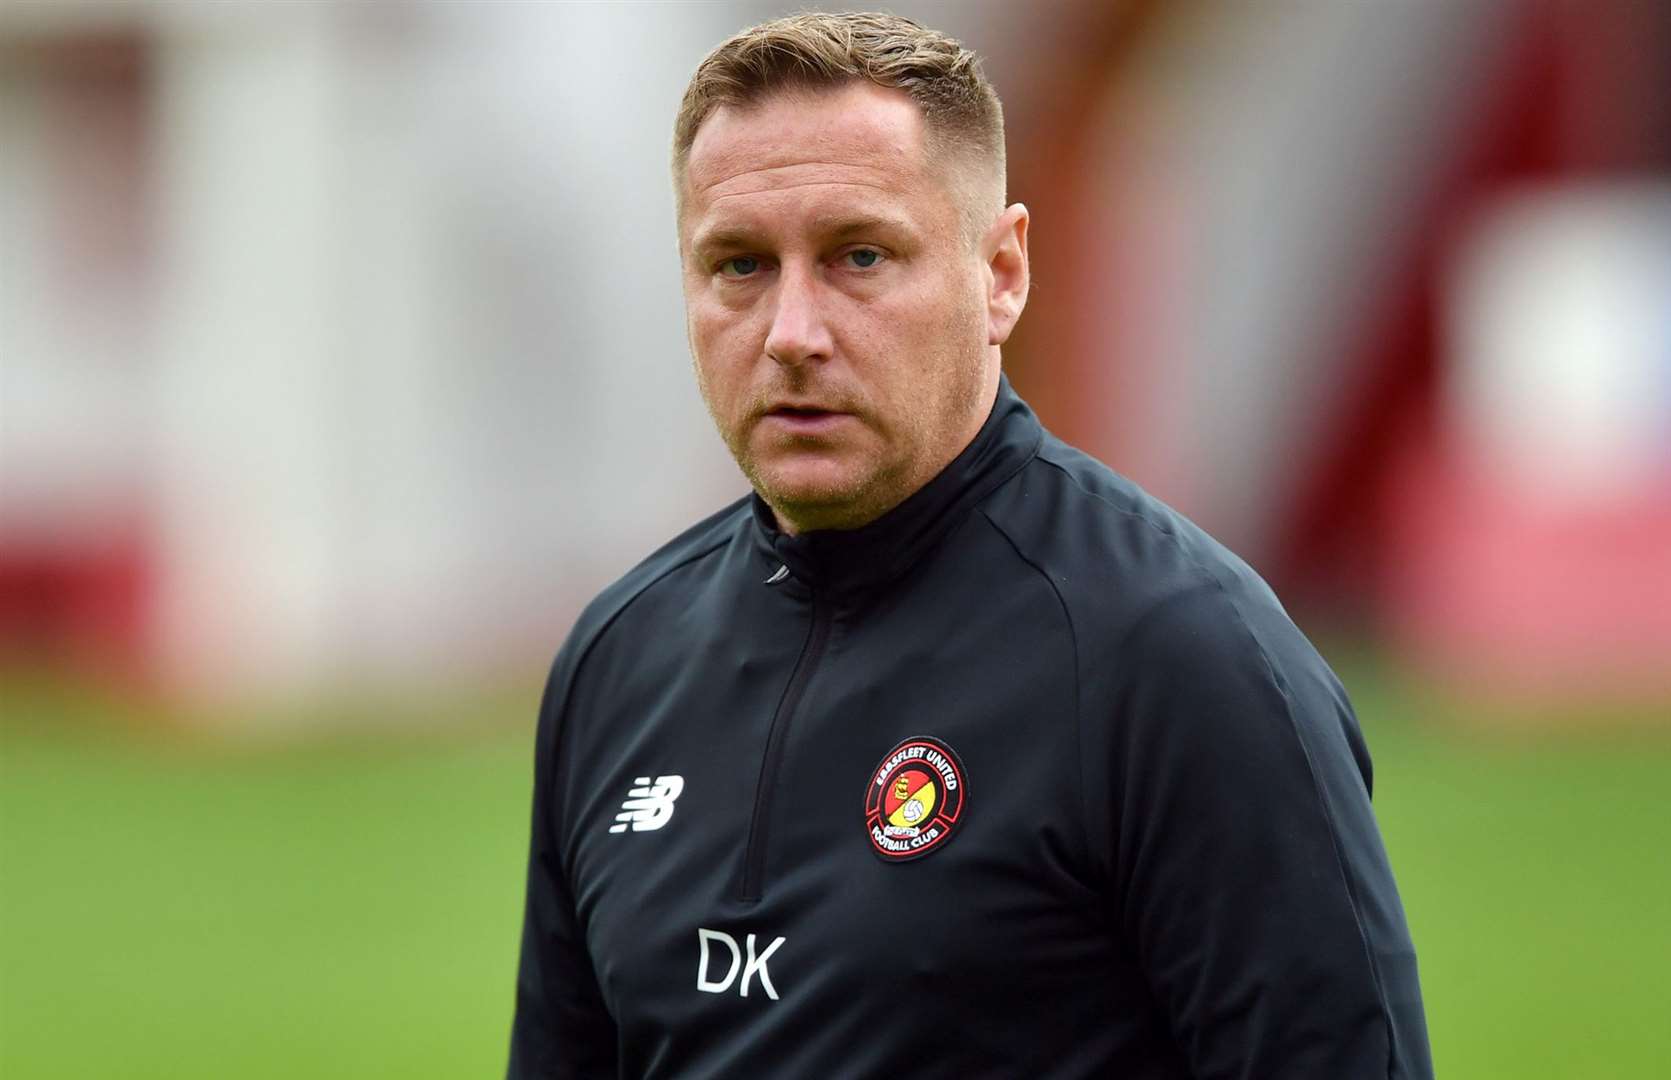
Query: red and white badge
863 735 967 862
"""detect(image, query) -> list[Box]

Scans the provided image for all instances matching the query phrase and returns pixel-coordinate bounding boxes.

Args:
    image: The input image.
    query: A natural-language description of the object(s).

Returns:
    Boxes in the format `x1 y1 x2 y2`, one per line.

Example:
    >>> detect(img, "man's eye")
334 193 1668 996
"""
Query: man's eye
719 256 760 278
846 248 882 269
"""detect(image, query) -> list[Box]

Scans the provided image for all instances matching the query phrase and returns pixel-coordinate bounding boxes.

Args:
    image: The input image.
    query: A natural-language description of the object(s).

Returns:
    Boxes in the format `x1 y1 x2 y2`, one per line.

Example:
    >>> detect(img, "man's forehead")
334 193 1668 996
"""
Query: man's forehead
683 84 931 204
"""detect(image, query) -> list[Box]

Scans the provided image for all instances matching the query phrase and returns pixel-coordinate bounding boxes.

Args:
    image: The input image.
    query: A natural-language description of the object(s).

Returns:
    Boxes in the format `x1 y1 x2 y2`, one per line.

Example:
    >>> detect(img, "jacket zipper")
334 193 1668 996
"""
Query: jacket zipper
739 591 832 903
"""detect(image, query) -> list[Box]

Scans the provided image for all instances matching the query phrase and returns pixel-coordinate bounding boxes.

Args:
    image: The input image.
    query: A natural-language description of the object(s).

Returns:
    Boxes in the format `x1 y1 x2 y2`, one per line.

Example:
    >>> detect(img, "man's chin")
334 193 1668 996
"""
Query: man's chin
758 477 866 515
749 463 880 532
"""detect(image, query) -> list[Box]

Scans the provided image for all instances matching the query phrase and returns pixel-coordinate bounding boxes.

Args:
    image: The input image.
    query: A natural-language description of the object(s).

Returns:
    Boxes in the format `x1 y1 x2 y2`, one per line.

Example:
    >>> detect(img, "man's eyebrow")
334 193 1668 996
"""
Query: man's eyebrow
690 215 914 256
689 227 758 256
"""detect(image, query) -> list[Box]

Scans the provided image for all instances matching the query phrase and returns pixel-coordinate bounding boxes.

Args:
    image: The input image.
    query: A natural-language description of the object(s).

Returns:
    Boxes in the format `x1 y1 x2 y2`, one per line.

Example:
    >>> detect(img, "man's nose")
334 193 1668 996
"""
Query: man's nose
763 265 834 366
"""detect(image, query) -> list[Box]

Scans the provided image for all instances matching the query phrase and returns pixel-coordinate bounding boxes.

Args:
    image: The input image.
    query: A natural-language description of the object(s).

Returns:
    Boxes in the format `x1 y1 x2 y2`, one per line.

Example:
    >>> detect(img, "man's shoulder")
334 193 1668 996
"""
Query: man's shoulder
979 432 1288 641
560 494 751 661
980 430 1345 729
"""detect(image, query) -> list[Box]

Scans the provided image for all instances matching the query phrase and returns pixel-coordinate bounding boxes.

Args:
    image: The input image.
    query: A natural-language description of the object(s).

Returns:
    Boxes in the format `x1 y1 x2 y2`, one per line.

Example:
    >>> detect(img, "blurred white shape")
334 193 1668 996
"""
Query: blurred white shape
1073 0 1502 558
150 8 344 698
1448 183 1671 506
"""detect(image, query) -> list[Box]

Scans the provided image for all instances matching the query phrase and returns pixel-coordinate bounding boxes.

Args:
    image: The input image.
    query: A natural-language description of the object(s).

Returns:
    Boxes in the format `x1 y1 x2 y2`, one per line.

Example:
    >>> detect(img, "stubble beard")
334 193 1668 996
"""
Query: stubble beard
732 387 897 534
698 340 991 535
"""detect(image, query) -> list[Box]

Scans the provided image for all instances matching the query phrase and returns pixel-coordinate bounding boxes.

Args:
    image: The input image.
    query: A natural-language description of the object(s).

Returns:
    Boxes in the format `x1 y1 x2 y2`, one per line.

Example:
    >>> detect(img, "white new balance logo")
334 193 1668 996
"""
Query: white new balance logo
608 775 684 833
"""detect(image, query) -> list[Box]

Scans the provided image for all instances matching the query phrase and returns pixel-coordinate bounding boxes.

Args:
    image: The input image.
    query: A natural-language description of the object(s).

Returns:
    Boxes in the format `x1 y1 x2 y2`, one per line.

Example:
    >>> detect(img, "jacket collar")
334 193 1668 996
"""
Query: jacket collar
749 375 1042 597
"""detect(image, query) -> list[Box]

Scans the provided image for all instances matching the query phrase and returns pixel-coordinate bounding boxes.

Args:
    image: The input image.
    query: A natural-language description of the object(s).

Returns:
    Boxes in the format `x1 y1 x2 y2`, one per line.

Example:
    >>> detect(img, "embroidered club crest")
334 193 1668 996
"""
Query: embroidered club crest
864 735 967 862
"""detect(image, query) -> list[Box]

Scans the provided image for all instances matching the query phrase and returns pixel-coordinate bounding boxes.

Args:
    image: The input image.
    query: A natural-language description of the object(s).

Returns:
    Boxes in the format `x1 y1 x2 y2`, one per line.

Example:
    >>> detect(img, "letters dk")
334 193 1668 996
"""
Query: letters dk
696 928 785 1001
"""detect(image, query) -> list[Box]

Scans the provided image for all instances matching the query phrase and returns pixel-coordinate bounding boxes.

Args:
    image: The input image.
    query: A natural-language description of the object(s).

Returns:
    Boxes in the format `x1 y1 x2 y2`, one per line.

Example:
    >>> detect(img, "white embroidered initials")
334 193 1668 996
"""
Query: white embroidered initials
608 775 684 833
696 928 785 1000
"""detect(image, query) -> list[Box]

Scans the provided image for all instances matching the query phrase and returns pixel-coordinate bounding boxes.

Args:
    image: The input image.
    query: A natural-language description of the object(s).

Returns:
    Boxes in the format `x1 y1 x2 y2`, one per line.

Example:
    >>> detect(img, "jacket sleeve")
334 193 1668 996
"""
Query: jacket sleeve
1102 581 1432 1079
506 655 618 1078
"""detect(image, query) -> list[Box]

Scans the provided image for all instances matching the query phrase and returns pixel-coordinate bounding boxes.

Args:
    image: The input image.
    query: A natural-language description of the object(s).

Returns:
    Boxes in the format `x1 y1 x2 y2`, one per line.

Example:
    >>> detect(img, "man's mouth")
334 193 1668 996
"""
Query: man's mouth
762 403 852 432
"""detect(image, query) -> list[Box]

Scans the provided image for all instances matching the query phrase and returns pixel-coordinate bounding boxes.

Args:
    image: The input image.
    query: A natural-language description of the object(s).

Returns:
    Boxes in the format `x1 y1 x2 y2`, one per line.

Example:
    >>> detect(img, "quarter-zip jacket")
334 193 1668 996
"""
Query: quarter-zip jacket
508 379 1432 1079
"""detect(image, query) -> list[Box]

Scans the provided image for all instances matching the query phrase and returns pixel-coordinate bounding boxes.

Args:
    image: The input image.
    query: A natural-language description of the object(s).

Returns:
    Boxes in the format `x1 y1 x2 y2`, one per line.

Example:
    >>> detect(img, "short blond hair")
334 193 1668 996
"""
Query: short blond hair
673 11 1006 231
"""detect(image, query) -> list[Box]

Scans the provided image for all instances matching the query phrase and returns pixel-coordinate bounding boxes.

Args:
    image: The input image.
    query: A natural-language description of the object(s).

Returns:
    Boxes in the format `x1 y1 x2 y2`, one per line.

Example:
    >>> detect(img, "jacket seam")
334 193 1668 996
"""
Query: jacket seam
1021 453 1396 1071
975 507 1093 901
524 533 730 1077
1223 598 1395 1075
543 532 735 892
1035 452 1203 554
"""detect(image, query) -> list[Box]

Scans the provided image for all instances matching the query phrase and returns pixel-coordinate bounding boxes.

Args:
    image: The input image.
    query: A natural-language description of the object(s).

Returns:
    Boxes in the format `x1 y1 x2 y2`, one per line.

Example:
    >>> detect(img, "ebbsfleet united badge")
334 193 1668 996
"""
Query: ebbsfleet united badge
864 735 967 862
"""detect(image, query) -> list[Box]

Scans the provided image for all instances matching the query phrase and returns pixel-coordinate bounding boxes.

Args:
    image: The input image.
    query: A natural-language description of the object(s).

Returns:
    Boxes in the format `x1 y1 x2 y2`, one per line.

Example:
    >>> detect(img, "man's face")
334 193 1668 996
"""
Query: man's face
680 82 1011 533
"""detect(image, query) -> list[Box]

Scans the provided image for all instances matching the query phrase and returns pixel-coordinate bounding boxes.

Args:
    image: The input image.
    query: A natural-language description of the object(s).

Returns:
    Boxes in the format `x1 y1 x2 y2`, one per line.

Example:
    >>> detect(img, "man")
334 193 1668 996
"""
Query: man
509 12 1431 1078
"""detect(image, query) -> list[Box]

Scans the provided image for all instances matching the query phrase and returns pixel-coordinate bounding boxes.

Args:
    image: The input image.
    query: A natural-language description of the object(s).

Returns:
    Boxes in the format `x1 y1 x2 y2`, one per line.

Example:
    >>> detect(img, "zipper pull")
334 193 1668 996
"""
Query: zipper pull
764 564 790 585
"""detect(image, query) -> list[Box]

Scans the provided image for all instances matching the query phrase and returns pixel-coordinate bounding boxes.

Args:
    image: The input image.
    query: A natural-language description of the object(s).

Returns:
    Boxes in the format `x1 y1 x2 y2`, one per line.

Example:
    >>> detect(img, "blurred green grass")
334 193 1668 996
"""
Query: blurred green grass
3 663 1669 1078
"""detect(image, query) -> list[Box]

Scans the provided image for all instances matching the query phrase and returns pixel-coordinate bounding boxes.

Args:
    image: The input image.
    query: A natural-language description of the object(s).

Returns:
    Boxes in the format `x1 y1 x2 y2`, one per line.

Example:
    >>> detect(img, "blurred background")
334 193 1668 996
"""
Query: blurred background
2 0 1667 1076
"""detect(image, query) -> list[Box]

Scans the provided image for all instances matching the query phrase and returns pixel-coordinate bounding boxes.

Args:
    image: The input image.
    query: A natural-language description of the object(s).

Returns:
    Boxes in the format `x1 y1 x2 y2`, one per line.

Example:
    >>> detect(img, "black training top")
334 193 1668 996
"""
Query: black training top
507 378 1432 1079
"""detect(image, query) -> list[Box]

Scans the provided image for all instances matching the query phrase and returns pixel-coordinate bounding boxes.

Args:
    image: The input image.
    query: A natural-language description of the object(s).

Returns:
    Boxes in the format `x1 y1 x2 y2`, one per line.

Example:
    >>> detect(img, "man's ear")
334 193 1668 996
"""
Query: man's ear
983 203 1030 346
